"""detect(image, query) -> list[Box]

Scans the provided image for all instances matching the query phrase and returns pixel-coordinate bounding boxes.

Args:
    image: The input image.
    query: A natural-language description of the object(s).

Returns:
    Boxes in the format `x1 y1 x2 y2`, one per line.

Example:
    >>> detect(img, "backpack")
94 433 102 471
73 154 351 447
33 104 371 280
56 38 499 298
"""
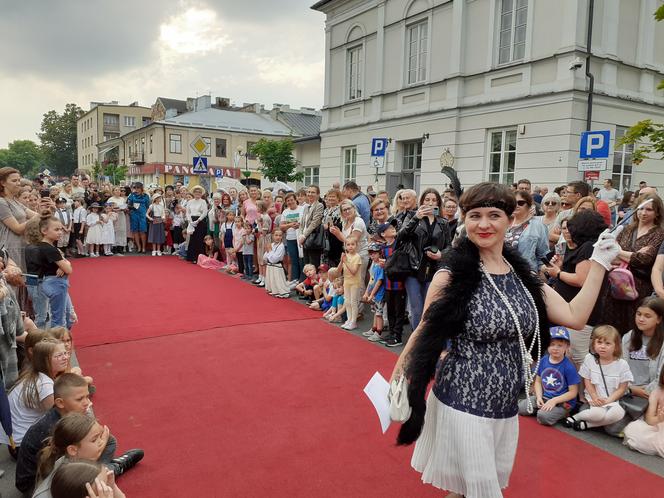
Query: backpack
607 262 639 301
384 239 417 282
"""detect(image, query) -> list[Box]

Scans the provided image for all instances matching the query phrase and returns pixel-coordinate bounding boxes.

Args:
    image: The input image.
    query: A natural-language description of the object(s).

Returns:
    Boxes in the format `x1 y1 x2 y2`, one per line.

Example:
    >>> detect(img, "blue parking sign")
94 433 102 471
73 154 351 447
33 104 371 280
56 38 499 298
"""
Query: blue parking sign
580 131 610 159
371 138 388 157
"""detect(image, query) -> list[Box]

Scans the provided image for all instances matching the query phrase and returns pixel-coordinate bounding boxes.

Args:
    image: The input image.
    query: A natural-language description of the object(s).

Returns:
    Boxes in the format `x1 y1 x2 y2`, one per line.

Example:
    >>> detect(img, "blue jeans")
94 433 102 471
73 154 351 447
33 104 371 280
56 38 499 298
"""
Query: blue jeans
40 276 70 328
243 254 253 278
27 283 49 329
286 239 303 281
405 276 430 330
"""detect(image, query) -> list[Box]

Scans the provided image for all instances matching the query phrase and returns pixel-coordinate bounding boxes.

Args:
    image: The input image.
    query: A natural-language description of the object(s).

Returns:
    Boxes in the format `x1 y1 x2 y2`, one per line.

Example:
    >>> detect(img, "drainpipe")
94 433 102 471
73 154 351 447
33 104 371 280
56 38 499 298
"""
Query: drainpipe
585 0 594 132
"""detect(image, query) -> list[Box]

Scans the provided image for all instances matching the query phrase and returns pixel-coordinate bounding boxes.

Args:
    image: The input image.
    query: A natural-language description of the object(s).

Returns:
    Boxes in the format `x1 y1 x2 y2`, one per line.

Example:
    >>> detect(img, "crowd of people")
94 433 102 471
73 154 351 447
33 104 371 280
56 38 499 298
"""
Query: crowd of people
0 167 143 498
2 164 664 496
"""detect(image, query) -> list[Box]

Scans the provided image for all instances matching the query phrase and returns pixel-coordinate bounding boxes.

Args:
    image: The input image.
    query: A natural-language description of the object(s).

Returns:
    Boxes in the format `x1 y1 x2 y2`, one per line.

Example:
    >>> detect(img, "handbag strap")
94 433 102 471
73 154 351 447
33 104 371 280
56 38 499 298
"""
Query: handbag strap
594 354 610 398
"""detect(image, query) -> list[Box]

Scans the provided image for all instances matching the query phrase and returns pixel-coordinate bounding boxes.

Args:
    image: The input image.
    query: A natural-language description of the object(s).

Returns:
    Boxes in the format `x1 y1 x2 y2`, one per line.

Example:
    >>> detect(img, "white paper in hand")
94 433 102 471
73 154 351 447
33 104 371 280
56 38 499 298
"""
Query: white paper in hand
363 372 391 433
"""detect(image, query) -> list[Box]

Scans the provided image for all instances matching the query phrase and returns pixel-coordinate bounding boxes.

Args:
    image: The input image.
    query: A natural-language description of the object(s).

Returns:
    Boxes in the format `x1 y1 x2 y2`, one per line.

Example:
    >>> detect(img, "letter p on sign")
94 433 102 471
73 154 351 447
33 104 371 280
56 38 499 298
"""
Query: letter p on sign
580 130 610 159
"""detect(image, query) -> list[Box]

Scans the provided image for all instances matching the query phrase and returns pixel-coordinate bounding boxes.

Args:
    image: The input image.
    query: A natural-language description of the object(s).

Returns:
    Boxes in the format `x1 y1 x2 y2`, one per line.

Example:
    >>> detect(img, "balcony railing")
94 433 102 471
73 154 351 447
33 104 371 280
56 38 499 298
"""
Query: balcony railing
129 152 145 164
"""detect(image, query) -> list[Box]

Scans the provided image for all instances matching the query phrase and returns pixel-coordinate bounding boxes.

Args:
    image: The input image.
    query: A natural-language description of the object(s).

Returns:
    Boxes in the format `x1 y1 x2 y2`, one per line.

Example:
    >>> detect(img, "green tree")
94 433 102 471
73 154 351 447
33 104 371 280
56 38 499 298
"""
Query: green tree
103 163 128 183
0 140 44 176
37 103 84 177
250 138 303 183
617 5 664 163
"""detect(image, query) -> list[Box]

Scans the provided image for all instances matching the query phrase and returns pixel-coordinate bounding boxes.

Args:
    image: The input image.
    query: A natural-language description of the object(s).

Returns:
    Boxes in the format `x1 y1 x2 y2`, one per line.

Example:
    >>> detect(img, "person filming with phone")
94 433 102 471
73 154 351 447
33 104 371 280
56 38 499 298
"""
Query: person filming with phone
397 187 450 330
505 190 549 272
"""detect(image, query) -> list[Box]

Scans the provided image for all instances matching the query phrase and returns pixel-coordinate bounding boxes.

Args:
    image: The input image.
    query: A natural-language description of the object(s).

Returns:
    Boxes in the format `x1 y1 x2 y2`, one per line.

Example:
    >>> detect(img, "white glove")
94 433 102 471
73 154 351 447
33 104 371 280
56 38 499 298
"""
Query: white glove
590 226 623 271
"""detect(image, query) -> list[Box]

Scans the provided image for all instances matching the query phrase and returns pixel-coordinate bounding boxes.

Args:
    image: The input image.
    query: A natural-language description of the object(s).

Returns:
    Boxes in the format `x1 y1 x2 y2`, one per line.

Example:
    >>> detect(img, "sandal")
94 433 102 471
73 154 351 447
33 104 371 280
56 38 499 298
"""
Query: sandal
573 420 588 431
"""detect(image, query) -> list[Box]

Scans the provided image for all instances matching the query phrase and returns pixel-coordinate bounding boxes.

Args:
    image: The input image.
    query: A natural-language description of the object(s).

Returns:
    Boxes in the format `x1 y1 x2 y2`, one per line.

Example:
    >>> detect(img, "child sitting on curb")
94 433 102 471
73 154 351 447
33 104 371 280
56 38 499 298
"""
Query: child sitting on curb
518 326 580 425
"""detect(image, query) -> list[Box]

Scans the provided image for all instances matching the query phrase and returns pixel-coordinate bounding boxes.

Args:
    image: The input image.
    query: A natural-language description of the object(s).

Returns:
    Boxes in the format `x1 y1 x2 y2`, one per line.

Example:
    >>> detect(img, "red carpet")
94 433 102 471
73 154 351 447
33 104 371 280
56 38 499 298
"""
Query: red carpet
69 257 320 347
71 258 664 497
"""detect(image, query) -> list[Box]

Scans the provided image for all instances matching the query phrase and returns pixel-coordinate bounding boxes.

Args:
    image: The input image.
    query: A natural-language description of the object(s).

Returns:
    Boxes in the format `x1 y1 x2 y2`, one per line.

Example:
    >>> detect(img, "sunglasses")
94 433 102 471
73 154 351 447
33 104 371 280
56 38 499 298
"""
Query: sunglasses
516 200 528 206
543 202 559 206
561 202 572 208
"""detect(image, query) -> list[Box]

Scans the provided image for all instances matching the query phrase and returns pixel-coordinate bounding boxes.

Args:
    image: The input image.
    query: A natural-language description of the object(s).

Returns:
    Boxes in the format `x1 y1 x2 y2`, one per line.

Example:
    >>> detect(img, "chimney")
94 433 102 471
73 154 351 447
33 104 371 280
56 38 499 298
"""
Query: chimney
165 108 178 119
186 98 195 111
196 95 211 110
215 97 230 108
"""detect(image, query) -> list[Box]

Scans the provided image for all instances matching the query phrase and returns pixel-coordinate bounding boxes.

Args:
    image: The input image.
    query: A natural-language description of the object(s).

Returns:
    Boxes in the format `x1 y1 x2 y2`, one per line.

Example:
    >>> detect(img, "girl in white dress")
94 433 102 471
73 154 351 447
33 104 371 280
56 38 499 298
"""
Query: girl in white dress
100 204 117 256
84 204 103 257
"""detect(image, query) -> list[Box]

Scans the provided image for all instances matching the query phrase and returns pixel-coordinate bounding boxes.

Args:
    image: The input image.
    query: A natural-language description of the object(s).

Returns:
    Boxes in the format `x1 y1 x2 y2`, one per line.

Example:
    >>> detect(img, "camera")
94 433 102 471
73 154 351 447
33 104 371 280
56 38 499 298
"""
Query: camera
569 57 583 70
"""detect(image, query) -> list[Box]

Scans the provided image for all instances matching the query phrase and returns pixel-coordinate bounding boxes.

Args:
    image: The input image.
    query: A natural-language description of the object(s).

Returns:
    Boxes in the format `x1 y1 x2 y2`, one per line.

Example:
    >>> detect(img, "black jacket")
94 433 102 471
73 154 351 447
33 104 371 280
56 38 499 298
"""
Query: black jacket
396 237 550 445
15 407 61 492
397 213 451 282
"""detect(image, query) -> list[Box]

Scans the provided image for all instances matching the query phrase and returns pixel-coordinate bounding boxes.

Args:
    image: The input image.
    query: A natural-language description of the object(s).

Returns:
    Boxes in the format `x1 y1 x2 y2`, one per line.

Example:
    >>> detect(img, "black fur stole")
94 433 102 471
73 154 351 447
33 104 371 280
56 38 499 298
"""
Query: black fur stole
396 237 550 445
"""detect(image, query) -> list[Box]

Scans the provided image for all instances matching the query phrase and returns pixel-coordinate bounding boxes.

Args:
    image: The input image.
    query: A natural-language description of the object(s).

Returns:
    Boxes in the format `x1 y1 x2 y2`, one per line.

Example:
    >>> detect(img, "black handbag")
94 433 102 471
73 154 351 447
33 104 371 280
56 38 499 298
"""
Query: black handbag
303 224 325 251
595 354 648 420
385 240 416 282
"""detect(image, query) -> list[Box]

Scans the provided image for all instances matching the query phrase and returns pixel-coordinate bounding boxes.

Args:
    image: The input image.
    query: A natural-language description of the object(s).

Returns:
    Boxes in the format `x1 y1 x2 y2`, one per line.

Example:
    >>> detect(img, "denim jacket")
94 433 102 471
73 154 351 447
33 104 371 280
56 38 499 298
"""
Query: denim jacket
516 217 549 272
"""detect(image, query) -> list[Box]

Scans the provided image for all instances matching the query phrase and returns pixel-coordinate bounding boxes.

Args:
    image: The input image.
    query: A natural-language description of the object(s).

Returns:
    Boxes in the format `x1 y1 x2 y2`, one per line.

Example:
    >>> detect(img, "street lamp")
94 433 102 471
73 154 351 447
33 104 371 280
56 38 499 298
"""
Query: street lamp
236 145 251 179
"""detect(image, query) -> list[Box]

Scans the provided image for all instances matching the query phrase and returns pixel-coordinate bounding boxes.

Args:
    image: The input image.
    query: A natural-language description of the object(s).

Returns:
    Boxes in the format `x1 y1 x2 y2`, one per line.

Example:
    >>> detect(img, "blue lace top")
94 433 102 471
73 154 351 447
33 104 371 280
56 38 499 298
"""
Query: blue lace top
432 270 537 419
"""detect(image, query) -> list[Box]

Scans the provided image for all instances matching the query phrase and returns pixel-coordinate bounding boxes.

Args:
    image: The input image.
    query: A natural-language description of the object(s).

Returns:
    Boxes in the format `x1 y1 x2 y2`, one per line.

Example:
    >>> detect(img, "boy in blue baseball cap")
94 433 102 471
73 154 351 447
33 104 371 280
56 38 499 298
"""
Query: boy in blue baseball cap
518 326 581 425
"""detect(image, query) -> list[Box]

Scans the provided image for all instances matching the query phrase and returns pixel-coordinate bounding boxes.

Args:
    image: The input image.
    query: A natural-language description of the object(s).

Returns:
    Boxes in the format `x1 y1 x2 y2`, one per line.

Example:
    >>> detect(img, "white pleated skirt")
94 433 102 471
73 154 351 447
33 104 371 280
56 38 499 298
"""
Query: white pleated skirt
411 393 519 498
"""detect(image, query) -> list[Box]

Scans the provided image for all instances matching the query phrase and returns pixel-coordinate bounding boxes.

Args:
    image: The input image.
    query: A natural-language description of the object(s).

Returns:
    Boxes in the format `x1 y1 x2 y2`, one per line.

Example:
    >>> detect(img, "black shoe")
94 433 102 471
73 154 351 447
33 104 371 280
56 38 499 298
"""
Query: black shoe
385 336 403 347
111 448 144 476
563 417 576 428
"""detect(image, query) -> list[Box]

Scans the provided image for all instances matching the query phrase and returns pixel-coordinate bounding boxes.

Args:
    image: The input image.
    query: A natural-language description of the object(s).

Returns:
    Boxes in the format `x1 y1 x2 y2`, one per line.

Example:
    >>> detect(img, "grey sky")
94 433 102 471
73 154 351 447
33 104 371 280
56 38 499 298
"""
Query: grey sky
0 0 325 148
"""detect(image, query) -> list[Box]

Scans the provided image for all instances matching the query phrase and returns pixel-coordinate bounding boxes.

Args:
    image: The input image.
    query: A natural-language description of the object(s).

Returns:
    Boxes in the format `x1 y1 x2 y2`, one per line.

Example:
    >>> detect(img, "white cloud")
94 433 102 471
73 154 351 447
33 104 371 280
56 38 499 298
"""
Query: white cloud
159 5 231 57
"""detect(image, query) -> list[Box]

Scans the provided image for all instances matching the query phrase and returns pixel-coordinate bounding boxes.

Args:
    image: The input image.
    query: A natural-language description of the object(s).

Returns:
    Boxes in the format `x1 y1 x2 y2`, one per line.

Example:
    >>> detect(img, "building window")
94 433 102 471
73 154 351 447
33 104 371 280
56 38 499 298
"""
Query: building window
488 129 517 185
247 141 257 160
342 147 357 182
303 166 320 186
215 138 227 157
103 114 119 127
149 134 153 154
498 0 527 64
403 141 422 170
140 137 145 153
142 117 151 127
202 137 211 157
407 21 428 84
347 46 363 100
124 116 136 127
169 134 182 154
613 126 633 191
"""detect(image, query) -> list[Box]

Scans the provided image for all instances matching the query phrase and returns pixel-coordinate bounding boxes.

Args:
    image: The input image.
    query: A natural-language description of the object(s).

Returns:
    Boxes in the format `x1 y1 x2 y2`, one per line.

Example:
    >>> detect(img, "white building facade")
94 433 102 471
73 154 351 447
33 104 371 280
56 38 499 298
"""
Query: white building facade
312 0 664 195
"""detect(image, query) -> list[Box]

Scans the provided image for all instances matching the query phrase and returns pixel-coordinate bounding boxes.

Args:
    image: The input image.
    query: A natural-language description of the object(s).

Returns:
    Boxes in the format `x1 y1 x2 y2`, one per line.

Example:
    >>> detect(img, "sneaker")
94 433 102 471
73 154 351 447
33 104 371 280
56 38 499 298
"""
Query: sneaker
362 329 376 337
367 332 383 342
345 321 357 331
385 336 403 347
157 251 163 256
152 251 157 256
340 320 351 329
115 253 125 256
288 280 299 290
252 278 262 284
257 282 265 288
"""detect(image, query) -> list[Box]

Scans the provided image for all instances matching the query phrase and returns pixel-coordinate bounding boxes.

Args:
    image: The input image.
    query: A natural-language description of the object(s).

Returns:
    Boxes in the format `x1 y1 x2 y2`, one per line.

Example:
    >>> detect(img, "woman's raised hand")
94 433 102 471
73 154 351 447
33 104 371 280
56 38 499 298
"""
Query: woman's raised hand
590 227 623 270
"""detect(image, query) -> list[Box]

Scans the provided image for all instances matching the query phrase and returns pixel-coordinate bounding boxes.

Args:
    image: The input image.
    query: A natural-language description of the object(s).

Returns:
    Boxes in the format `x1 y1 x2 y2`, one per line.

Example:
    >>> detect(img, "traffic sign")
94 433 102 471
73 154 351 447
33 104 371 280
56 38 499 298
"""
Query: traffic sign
192 156 208 174
371 138 388 157
214 168 223 178
577 159 607 172
370 138 388 169
190 136 210 156
584 171 600 181
580 130 610 159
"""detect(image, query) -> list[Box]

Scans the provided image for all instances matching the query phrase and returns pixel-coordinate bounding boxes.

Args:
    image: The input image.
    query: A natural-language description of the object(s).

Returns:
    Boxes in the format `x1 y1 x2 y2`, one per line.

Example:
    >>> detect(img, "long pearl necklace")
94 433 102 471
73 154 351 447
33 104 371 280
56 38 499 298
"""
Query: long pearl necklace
479 259 542 414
